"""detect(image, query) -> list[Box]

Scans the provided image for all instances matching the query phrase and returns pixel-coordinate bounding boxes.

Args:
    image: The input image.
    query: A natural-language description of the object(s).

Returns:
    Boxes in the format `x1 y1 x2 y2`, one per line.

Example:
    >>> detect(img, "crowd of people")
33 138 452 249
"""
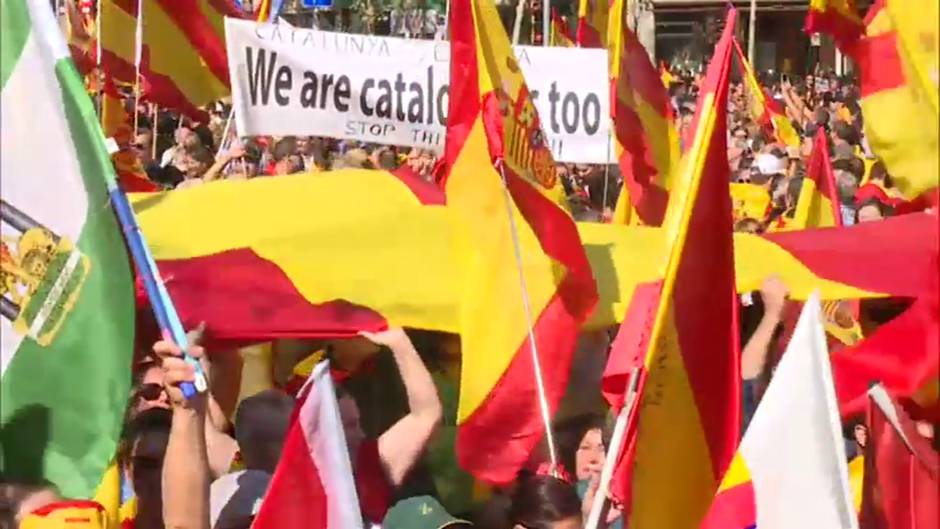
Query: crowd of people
1 45 935 529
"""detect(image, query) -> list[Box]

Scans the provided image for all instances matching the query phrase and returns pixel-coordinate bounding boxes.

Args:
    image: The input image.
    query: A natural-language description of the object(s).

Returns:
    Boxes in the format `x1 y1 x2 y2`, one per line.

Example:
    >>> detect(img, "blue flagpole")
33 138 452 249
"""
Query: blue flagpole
109 187 206 399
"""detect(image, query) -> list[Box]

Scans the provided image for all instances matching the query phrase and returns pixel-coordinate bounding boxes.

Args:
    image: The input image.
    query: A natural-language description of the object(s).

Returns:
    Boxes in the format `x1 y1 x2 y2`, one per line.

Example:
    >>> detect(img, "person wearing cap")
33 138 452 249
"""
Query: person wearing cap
382 496 471 529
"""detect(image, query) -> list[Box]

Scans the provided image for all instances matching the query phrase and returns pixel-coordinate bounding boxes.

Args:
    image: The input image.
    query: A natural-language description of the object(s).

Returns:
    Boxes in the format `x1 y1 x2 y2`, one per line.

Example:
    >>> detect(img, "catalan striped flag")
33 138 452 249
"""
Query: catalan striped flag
851 0 938 202
550 8 575 47
99 0 242 121
732 37 800 148
700 295 859 529
600 9 740 527
789 128 842 229
576 0 608 48
804 0 865 47
608 0 679 227
441 0 598 483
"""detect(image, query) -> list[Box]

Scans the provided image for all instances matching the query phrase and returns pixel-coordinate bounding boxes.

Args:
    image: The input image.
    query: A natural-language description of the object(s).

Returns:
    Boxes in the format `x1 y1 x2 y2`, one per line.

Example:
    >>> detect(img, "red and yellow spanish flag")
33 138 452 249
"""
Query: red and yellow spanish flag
442 0 598 483
601 9 740 527
832 266 939 422
789 128 842 229
99 0 241 121
255 0 271 21
852 0 938 202
551 8 575 47
882 0 938 116
576 0 608 48
65 0 97 77
804 0 865 47
732 37 800 148
608 0 679 226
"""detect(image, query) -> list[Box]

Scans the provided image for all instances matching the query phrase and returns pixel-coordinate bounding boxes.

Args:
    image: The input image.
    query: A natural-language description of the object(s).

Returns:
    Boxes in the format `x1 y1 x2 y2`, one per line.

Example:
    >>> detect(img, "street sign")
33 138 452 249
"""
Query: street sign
302 0 332 8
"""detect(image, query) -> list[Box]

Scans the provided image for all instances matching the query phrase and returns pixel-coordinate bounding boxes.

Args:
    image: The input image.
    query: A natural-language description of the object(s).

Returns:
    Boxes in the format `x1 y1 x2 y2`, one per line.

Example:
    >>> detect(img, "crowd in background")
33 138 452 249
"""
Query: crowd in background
1 61 934 529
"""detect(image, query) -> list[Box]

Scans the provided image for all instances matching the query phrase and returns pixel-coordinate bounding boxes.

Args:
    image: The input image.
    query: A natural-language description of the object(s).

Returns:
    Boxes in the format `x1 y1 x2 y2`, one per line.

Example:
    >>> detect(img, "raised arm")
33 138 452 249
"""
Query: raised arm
155 339 211 529
359 328 443 486
741 276 789 380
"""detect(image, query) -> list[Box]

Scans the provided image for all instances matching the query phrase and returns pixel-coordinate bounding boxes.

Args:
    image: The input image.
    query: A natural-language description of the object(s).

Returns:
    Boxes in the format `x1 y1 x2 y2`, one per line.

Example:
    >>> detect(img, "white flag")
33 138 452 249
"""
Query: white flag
701 292 858 529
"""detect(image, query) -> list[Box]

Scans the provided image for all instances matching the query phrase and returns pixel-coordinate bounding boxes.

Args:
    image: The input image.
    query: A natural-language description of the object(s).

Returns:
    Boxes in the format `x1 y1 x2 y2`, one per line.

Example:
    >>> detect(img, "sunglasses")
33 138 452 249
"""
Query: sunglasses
136 382 164 402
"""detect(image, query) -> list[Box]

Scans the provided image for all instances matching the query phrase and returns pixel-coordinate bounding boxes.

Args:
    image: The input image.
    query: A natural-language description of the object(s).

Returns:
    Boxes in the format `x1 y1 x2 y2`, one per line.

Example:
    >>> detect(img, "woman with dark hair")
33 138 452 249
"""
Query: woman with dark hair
508 475 583 529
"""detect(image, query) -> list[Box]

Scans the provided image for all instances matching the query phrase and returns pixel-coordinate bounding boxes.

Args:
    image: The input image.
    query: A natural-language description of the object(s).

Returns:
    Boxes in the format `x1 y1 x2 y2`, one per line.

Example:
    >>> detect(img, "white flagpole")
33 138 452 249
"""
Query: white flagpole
95 0 102 66
497 161 560 469
584 367 641 529
543 0 550 47
132 0 143 133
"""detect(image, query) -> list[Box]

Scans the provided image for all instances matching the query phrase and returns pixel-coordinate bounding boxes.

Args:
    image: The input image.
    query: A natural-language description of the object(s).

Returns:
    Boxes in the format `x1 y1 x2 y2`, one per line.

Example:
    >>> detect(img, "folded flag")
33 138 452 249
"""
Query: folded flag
253 361 364 529
732 37 800 148
700 294 859 529
99 0 242 121
441 0 598 483
860 385 939 529
608 0 679 226
0 0 134 497
576 0 608 48
602 9 740 527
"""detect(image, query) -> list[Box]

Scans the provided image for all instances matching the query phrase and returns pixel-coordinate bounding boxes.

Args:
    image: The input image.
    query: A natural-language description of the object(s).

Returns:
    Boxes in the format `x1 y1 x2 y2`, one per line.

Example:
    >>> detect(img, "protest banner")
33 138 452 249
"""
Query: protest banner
225 18 613 163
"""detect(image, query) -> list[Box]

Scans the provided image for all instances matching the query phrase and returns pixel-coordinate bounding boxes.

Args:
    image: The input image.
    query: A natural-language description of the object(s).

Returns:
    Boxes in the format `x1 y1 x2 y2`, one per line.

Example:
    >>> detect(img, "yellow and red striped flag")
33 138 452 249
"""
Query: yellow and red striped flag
99 0 242 121
732 37 800 148
65 0 97 77
255 0 270 21
576 0 608 48
804 0 865 47
601 8 740 528
550 8 575 47
882 0 938 116
851 0 938 202
441 0 598 483
608 0 679 226
790 128 842 229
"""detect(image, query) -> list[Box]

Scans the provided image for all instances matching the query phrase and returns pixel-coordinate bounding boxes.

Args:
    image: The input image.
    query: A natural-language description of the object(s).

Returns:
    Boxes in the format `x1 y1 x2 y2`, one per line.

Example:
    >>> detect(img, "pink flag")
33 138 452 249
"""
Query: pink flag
252 361 363 529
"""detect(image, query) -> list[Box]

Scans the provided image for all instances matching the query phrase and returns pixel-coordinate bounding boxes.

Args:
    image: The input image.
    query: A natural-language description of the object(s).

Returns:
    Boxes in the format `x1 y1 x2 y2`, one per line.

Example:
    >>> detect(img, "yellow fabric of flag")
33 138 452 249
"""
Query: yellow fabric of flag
856 1 938 200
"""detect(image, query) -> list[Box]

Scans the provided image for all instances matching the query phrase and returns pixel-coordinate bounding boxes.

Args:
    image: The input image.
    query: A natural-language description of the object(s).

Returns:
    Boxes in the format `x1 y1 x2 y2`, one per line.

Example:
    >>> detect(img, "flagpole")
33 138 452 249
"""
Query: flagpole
747 0 756 64
511 0 525 45
95 0 102 66
602 120 614 211
584 367 642 529
151 104 159 161
132 0 143 134
107 187 207 399
497 161 560 470
543 0 550 47
215 107 236 158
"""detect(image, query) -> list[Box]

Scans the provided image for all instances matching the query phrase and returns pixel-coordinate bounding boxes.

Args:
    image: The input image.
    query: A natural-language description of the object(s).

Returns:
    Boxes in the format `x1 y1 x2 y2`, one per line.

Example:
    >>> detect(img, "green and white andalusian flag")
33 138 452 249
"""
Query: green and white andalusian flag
1 0 134 498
